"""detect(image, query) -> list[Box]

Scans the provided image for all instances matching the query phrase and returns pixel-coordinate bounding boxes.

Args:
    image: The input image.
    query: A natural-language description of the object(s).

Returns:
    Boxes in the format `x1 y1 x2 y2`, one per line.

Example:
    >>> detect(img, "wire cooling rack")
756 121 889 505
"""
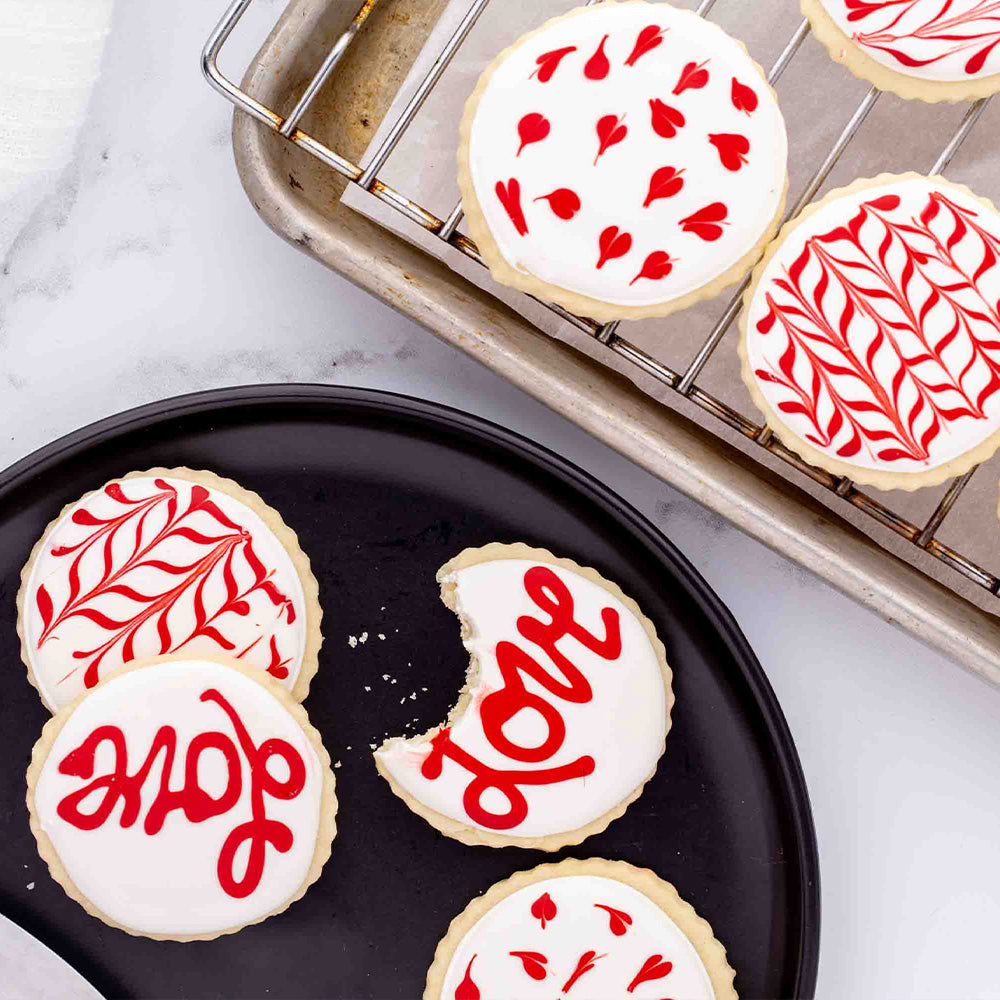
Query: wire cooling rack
203 0 1000 598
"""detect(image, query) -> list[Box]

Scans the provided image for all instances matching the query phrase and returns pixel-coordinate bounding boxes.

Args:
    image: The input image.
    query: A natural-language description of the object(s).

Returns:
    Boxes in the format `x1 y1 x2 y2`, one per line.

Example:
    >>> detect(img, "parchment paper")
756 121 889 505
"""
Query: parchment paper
341 0 1000 613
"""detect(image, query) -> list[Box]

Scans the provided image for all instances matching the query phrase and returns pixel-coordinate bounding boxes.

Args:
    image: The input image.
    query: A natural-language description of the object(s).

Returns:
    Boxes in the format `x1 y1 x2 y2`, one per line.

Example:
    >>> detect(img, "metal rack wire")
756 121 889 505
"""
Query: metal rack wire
203 0 1000 597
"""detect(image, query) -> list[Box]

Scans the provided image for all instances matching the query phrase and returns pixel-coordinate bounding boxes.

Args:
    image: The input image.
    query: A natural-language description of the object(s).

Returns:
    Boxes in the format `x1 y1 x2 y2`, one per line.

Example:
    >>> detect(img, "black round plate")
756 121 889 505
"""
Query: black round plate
0 385 819 999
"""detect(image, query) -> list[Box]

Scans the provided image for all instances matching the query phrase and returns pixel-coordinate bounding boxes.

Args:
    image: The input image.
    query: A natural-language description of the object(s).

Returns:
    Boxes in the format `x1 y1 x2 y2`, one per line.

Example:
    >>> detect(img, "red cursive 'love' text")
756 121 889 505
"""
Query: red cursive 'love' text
421 565 621 829
56 687 307 898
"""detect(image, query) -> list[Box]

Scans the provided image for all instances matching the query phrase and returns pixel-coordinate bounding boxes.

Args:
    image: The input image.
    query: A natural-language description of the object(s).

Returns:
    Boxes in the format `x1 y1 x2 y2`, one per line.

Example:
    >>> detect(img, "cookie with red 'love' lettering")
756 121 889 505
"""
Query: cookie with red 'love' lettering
457 1 788 321
17 468 323 712
424 859 737 1000
740 173 1000 491
375 543 673 850
26 654 336 941
803 0 1000 103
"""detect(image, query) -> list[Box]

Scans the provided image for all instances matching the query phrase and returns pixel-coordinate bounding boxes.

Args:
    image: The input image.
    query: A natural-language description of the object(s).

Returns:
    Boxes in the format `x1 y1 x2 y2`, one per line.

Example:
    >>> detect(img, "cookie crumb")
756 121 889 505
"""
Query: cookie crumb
334 761 342 769
410 692 417 700
391 678 397 685
26 882 34 891
369 743 377 750
382 673 390 681
348 635 358 648
364 685 371 692
378 633 386 641
359 631 369 644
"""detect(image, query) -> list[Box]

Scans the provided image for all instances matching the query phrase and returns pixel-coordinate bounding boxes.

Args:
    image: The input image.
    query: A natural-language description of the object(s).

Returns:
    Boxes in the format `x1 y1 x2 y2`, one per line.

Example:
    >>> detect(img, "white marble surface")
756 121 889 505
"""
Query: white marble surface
3 3 1000 998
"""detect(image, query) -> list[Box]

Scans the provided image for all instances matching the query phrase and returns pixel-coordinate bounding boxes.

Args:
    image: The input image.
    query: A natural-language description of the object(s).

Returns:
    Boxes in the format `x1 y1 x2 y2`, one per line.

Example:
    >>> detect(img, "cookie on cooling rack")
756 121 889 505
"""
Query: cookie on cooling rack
375 543 673 850
27 655 336 941
740 173 1000 491
17 468 322 712
457 0 788 322
803 0 1000 102
424 858 737 1000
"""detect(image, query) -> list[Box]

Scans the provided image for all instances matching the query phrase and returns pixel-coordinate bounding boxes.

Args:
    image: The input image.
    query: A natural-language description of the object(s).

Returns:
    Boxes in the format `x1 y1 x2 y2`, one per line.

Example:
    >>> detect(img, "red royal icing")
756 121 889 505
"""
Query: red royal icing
562 950 605 993
535 188 582 221
594 902 634 936
625 25 666 67
680 202 729 242
631 251 675 287
55 687 306 899
597 225 634 269
455 956 480 1000
584 35 611 79
649 98 685 138
495 178 529 236
594 113 629 165
643 166 685 208
843 0 1000 76
672 59 711 95
517 113 551 156
34 479 295 691
753 189 1000 465
627 954 674 993
531 45 577 83
708 132 750 171
531 890 557 928
419 566 622 831
731 76 759 114
510 951 549 981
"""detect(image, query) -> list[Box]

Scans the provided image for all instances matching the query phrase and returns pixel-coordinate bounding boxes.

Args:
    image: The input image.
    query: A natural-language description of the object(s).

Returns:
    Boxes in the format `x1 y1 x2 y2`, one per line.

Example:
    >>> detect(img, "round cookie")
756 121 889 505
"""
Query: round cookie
17 468 322 712
424 858 736 999
375 543 673 850
458 0 788 321
803 0 1000 102
26 654 336 941
740 173 1000 491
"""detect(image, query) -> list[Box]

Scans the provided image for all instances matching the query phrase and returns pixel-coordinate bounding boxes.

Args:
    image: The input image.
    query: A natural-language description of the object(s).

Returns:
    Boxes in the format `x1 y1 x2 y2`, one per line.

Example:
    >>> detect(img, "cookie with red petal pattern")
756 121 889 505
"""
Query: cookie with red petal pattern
423 858 737 1000
803 0 1000 103
17 468 323 712
27 654 337 941
740 173 1000 491
458 0 788 321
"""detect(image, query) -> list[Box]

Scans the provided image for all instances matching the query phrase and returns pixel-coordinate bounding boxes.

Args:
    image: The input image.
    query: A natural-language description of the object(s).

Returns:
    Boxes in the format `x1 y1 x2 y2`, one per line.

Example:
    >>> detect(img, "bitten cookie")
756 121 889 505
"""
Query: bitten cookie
424 858 737 1000
740 173 1000 491
26 654 337 941
17 468 323 712
458 0 788 321
375 543 673 850
803 0 1000 102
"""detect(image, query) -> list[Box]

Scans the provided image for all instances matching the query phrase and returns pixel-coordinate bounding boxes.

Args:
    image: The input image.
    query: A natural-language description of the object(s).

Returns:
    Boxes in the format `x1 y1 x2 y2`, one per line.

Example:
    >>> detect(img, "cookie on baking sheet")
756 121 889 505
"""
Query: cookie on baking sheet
26 654 337 941
457 0 788 322
17 468 322 712
803 0 1000 102
375 543 673 850
740 173 1000 491
424 858 736 1000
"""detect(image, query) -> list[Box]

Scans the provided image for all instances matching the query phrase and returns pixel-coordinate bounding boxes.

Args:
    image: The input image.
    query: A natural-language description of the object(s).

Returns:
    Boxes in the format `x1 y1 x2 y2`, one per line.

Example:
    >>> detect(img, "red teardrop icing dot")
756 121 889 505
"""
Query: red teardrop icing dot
584 35 610 79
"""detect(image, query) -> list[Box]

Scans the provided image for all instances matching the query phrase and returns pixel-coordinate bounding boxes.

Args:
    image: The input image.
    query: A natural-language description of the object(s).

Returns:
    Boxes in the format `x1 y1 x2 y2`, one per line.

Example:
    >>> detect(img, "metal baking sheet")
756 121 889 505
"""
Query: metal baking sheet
219 0 1000 685
0 384 819 997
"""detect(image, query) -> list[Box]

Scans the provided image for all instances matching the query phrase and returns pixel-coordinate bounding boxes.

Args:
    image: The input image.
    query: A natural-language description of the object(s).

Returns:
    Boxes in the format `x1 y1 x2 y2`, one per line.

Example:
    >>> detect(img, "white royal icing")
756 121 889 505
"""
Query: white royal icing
377 558 668 838
817 0 1000 83
441 874 715 999
745 177 1000 475
23 475 308 711
33 658 325 937
467 1 787 308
